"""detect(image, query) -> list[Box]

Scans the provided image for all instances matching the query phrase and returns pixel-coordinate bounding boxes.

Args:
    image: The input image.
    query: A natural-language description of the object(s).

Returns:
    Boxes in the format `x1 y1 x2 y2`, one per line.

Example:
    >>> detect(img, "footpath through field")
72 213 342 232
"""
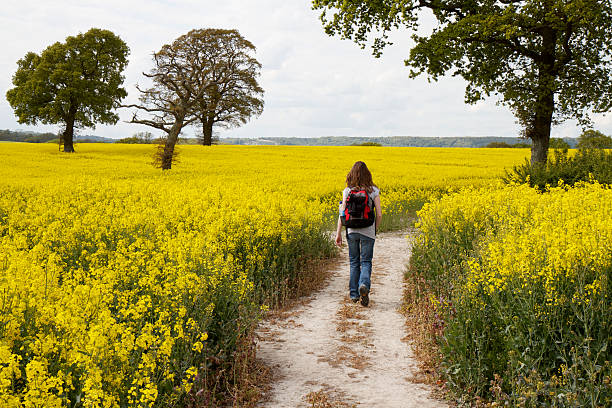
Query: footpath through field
256 231 447 407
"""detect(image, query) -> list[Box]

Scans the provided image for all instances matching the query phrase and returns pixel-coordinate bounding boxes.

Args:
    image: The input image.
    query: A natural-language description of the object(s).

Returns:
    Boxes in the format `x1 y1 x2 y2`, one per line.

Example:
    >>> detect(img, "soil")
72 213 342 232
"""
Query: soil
256 231 448 407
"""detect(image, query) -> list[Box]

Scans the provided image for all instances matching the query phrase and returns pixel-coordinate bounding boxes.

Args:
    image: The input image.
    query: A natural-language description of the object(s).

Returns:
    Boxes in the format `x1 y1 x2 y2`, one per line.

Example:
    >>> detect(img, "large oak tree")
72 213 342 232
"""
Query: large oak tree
190 29 264 146
124 36 208 169
312 0 612 164
125 29 263 169
6 28 129 153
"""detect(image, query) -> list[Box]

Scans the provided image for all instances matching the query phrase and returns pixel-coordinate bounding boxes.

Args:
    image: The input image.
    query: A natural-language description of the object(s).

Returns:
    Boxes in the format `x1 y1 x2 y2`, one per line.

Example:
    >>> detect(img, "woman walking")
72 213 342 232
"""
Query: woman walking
335 161 382 306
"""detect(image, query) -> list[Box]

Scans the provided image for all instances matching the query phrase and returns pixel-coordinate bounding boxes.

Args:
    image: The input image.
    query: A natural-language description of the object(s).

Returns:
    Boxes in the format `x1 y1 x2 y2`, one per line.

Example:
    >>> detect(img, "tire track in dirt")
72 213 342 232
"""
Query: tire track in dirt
256 231 447 407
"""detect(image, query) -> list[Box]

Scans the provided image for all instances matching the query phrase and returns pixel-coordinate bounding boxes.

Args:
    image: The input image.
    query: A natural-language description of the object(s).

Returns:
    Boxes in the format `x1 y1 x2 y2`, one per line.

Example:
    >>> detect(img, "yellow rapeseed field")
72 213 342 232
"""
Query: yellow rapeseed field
413 182 612 405
0 143 527 406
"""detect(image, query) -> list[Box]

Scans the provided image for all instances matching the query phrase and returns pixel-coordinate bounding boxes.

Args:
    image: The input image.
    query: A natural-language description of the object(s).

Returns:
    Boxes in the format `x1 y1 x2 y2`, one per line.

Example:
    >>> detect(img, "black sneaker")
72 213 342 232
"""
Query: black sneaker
359 285 369 307
351 297 360 303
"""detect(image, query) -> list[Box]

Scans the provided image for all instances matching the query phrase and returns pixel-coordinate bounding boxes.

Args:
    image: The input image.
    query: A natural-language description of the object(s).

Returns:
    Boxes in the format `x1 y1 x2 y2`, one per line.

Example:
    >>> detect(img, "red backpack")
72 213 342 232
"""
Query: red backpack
341 189 375 228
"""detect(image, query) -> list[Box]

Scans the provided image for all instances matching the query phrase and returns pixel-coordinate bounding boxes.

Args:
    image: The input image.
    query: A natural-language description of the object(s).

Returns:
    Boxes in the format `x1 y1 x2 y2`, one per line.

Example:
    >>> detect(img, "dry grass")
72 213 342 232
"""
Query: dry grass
304 388 358 408
401 264 450 398
293 255 342 300
318 343 371 371
264 308 305 325
337 303 366 320
268 254 341 313
255 327 283 342
186 330 272 408
335 303 370 345
314 300 373 371
228 338 273 407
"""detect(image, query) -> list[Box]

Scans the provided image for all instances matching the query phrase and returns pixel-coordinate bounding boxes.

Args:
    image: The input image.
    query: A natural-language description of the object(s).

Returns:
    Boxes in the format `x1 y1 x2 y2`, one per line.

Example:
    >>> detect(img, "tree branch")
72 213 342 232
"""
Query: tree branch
128 116 170 132
121 103 169 114
554 21 574 73
418 0 466 19
464 35 541 61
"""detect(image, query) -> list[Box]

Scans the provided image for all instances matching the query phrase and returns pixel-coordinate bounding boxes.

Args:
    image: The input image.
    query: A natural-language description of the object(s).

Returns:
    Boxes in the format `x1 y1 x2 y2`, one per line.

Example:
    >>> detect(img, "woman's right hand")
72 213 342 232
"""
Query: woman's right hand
335 233 342 247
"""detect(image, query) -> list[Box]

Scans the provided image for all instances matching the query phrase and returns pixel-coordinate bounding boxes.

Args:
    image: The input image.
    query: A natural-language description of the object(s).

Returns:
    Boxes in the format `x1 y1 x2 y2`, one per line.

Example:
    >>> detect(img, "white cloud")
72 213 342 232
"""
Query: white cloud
0 0 609 140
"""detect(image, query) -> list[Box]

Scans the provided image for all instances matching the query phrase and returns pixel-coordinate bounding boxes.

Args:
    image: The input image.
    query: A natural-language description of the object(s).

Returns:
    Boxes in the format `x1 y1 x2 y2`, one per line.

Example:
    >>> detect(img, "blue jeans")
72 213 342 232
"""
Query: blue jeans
347 233 375 299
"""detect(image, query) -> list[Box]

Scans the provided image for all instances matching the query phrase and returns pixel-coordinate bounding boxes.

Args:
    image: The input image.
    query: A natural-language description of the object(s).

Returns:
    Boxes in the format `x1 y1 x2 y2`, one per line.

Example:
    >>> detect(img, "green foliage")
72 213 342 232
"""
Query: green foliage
577 129 612 149
549 137 571 150
115 137 143 144
187 29 265 146
6 28 129 151
350 141 382 146
410 185 612 405
115 132 154 144
485 141 531 148
312 0 612 163
504 148 612 190
486 142 512 148
0 129 56 143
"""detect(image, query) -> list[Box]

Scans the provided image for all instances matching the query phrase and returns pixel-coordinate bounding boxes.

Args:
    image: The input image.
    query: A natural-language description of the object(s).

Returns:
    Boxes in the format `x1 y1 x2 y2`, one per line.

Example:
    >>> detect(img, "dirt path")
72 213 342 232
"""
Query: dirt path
256 231 447 407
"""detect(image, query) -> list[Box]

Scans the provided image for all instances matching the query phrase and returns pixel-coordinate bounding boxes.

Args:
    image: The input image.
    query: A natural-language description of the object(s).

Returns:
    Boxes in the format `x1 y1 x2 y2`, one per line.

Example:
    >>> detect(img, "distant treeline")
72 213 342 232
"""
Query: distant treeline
0 130 114 143
0 129 57 143
220 136 579 148
1 130 580 148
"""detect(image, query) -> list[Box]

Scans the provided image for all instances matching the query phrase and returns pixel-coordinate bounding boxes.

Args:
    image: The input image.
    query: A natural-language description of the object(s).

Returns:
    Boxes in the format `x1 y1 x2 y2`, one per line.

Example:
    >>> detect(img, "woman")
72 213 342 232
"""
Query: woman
335 161 382 306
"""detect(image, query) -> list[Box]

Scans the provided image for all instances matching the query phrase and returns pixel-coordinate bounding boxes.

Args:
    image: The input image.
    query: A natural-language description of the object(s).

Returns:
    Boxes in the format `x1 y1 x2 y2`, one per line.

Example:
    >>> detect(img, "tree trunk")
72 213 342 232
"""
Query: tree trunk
529 27 557 165
160 118 184 170
529 85 555 165
530 132 550 164
160 142 174 170
201 119 214 146
63 108 77 153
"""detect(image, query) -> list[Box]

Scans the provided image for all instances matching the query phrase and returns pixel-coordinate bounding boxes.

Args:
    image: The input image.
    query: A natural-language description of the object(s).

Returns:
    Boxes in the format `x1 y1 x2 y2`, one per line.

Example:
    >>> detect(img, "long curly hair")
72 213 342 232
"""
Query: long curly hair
346 161 376 193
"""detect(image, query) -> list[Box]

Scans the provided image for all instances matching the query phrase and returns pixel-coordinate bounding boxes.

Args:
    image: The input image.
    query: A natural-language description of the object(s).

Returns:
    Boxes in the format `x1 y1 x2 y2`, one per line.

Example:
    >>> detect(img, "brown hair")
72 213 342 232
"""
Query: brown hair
346 161 376 193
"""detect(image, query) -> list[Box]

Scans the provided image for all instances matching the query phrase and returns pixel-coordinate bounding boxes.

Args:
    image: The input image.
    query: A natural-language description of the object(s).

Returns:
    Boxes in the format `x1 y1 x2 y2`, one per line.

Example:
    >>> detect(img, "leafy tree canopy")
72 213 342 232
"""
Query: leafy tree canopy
126 28 264 169
115 132 154 144
6 28 129 152
485 141 531 148
549 137 571 149
577 129 612 149
189 29 264 146
312 0 612 164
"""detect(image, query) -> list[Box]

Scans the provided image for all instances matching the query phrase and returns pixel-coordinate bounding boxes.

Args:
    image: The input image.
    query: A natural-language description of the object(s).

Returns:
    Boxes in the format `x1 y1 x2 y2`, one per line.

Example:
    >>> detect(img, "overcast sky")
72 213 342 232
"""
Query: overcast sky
1 0 610 140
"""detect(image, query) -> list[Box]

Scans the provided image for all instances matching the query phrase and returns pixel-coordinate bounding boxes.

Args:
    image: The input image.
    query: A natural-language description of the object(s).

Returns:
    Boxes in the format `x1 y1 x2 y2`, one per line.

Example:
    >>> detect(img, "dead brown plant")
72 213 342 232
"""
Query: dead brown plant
287 255 342 306
186 328 272 408
314 300 374 371
335 303 369 344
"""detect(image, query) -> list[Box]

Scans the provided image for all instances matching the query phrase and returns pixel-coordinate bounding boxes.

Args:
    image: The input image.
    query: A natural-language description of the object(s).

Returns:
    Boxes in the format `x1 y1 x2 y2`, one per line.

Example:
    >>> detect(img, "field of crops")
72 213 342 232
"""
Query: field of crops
411 182 612 406
13 142 610 406
0 143 528 406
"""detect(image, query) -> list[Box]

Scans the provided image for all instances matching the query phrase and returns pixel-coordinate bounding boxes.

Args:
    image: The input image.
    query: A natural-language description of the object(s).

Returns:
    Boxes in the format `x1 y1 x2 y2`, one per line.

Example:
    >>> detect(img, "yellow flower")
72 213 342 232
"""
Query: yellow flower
0 143 529 404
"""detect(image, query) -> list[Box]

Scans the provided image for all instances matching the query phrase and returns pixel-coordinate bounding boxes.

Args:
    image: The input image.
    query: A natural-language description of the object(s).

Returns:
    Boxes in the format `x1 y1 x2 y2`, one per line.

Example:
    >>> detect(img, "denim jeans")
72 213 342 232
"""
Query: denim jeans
347 232 375 299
